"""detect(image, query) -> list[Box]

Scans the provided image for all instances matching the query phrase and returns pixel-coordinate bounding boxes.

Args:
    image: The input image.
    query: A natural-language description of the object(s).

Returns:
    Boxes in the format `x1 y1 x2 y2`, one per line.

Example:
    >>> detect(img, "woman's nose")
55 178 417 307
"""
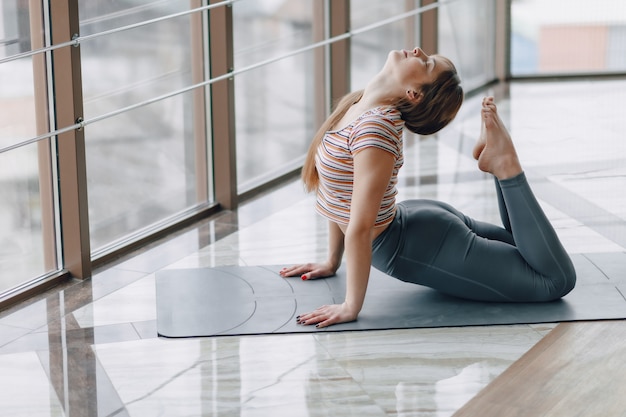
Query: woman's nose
413 47 428 58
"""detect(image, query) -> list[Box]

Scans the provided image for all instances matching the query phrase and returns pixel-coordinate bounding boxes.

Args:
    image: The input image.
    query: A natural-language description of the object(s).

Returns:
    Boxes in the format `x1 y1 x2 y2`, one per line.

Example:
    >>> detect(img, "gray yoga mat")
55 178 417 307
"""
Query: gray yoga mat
155 252 626 337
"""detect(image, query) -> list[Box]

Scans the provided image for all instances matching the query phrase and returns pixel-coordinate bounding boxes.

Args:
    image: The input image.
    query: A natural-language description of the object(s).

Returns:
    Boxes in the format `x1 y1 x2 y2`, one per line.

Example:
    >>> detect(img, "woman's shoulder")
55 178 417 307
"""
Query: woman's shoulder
353 106 404 133
357 106 403 127
348 106 404 155
373 105 402 118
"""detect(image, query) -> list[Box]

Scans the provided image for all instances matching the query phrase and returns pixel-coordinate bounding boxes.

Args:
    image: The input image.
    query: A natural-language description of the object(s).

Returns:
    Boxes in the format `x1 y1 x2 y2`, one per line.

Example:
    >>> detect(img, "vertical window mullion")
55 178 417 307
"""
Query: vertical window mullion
330 0 351 102
420 0 438 54
495 0 511 81
313 0 327 130
50 0 91 279
404 0 419 49
208 0 237 209
190 0 210 204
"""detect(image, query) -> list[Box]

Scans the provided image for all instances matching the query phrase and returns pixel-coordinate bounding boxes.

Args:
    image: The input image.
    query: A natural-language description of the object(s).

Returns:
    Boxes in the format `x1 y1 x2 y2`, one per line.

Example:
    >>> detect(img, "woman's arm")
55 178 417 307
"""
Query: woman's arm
342 147 396 316
297 147 396 328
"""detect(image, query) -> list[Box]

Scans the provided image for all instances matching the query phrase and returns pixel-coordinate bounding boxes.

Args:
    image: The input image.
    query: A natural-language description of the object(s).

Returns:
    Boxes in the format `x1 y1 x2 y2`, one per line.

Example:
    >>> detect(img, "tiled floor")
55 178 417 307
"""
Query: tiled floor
1 79 625 416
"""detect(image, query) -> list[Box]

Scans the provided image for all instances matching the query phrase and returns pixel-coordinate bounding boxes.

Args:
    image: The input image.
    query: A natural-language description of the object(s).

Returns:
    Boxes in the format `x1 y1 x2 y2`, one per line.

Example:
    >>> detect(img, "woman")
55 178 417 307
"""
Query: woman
279 47 576 328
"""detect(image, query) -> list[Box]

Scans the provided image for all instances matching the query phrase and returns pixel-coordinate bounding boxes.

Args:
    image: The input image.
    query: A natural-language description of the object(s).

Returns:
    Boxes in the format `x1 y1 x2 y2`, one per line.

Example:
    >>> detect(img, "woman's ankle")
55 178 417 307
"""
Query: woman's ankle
492 154 522 180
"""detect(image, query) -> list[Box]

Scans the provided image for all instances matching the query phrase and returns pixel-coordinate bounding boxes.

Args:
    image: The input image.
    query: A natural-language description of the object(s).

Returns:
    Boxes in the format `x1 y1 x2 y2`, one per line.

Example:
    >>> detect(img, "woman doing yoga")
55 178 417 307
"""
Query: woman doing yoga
279 47 576 328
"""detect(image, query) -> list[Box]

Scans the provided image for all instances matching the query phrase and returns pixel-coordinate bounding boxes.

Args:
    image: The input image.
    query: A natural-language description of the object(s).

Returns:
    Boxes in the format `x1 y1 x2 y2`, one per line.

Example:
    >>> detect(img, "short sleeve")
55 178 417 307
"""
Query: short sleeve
348 110 403 159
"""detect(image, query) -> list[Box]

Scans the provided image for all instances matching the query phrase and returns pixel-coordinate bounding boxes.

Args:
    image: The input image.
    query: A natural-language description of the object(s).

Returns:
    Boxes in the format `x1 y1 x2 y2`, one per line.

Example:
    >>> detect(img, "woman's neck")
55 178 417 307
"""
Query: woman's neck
359 74 403 110
330 75 403 131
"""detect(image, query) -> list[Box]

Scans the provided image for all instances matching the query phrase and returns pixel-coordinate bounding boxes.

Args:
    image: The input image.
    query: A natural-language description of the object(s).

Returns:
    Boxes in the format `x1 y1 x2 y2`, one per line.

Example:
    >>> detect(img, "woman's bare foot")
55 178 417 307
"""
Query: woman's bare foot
476 97 523 180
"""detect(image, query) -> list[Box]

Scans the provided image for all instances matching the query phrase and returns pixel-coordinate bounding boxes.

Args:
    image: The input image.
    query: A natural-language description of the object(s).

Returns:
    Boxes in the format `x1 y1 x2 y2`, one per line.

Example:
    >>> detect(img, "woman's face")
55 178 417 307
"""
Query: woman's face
388 47 451 89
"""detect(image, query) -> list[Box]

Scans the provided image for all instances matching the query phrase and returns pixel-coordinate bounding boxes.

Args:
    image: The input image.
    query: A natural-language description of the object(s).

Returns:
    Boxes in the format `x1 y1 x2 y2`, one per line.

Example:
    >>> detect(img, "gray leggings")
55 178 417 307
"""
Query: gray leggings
371 172 576 302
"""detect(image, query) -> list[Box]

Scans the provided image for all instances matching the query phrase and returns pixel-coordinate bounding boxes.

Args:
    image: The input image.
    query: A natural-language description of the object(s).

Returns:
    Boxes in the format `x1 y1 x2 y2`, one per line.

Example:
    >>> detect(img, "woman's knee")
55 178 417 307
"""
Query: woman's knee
538 264 577 301
557 259 577 298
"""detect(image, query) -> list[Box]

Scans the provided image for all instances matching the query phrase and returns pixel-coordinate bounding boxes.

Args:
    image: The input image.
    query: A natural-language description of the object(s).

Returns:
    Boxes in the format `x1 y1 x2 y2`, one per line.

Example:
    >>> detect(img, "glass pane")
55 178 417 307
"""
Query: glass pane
85 92 203 251
0 144 52 292
79 1 198 119
78 1 209 252
0 0 28 58
1 0 38 152
232 0 315 191
0 2 57 294
351 0 410 90
0 58 38 151
512 0 626 76
439 0 496 90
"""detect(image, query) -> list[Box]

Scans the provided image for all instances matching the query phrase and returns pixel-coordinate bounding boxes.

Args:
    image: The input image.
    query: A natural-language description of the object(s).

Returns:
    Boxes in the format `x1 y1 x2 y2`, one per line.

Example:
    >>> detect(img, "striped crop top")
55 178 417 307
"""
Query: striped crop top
315 106 404 227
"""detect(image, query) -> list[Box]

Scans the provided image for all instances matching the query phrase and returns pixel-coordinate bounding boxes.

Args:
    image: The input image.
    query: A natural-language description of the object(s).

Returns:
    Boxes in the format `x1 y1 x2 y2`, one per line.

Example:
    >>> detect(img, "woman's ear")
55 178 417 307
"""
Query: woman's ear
406 89 424 103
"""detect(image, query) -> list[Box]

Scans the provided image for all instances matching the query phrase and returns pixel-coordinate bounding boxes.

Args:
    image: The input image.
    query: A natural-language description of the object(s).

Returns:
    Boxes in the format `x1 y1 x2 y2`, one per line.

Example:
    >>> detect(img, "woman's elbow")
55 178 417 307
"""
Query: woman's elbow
345 223 375 242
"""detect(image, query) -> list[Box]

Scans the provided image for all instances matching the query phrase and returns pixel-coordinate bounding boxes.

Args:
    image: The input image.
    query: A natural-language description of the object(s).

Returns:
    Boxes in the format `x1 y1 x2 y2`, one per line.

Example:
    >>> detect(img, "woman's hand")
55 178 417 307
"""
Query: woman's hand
279 262 337 281
296 302 358 328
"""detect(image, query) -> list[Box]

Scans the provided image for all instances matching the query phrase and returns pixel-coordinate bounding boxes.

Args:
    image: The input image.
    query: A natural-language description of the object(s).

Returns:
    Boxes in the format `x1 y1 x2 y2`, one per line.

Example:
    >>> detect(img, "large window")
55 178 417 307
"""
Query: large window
0 144 53 293
511 0 626 76
0 1 57 295
439 0 496 90
79 1 211 253
350 0 412 90
232 0 316 193
350 0 497 93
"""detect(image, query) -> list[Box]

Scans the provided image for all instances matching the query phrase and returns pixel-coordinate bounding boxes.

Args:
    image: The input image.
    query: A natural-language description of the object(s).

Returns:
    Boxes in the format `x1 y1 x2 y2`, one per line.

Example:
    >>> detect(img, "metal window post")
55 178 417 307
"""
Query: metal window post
404 0 418 49
190 0 210 204
420 0 438 54
329 0 351 104
208 0 237 209
495 0 511 81
313 1 327 129
50 0 91 279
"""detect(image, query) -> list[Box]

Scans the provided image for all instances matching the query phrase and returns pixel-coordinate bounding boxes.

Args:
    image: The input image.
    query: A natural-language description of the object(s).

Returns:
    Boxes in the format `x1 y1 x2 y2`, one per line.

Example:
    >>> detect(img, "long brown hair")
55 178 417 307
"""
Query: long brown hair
301 63 463 192
301 90 364 192
397 62 463 135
